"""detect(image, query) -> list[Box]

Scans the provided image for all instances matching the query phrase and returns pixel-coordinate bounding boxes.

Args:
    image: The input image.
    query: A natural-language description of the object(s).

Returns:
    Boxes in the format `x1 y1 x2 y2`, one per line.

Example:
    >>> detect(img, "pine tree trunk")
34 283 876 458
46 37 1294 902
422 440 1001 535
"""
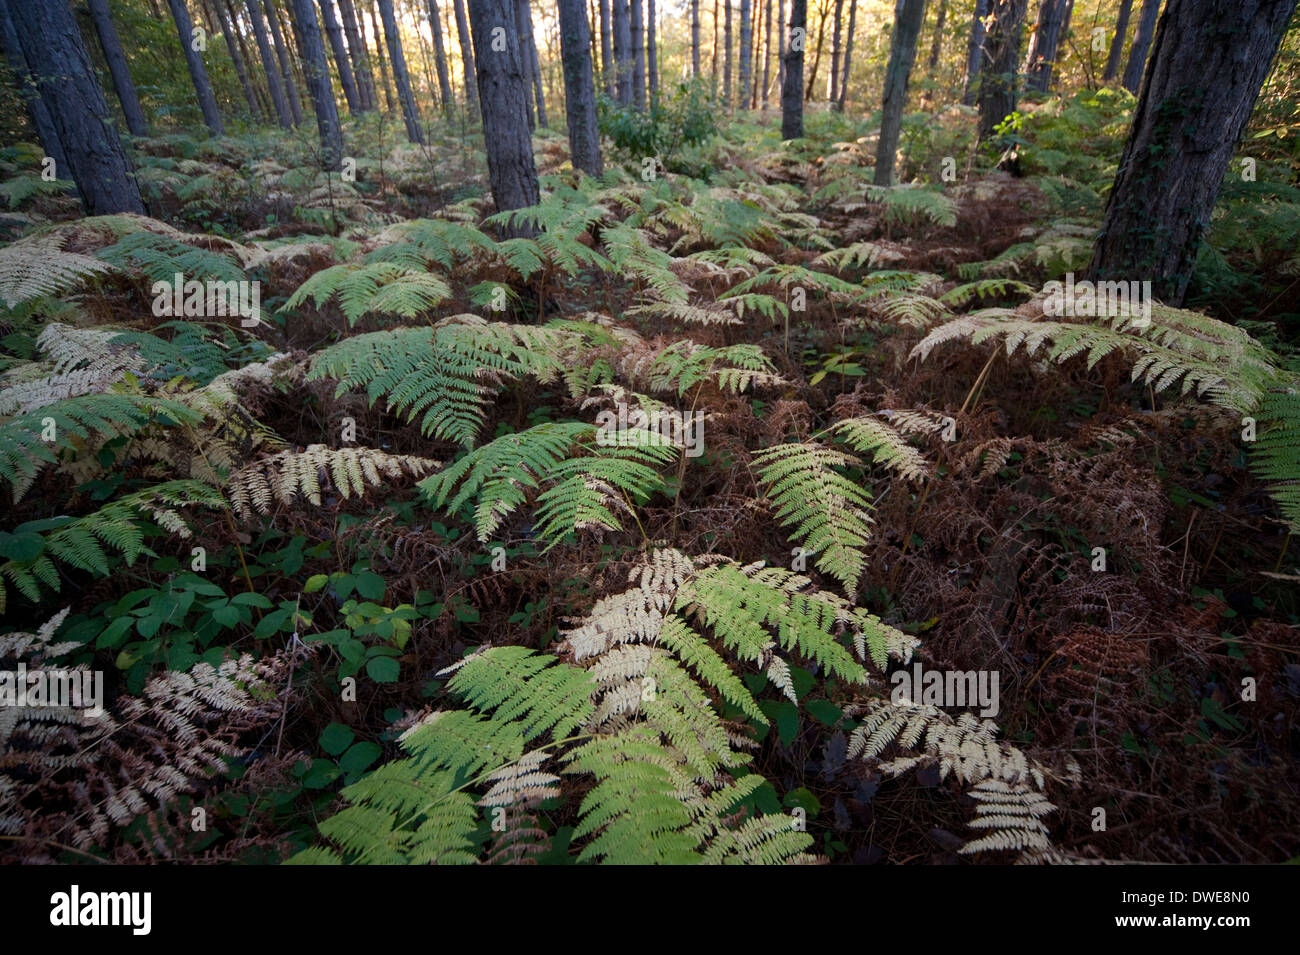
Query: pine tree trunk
265 0 305 122
86 0 149 135
319 0 361 112
246 0 295 126
166 0 225 134
976 0 1027 142
523 0 547 126
337 0 376 109
804 0 825 100
557 0 602 174
875 0 926 186
228 0 274 117
599 0 613 91
647 0 658 99
1024 0 1071 92
723 0 731 108
1121 0 1158 94
468 0 539 233
828 0 841 103
739 0 752 107
927 0 947 70
6 0 144 213
691 0 700 75
367 1 395 110
376 0 423 142
513 0 535 127
1102 0 1132 81
287 0 343 166
962 0 989 105
836 0 855 109
0 0 72 177
1088 0 1297 305
212 0 264 121
612 0 631 104
780 0 804 138
630 0 645 109
760 0 772 103
777 0 784 96
426 0 453 111
452 0 477 109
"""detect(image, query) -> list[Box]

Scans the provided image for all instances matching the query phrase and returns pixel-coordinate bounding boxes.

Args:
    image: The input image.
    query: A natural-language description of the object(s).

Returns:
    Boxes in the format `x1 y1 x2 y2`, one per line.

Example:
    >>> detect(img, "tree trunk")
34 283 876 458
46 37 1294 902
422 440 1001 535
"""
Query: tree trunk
976 0 1027 142
451 0 477 109
928 0 947 70
962 0 989 105
723 0 731 107
612 0 631 103
426 0 453 111
1121 0 1159 94
647 0 658 98
287 0 343 166
1088 0 1297 305
523 0 547 126
599 0 613 91
836 0 855 109
0 0 72 177
691 0 700 75
367 1 395 110
1102 0 1132 81
376 0 423 142
265 0 305 122
780 0 804 138
212 0 264 121
739 0 752 107
246 0 294 126
630 0 645 109
319 0 361 112
760 0 772 103
828 0 840 102
166 0 225 134
874 0 925 185
777 0 784 96
557 0 602 174
6 0 144 213
337 0 376 109
86 0 149 136
228 0 274 117
1024 0 1071 92
468 0 539 232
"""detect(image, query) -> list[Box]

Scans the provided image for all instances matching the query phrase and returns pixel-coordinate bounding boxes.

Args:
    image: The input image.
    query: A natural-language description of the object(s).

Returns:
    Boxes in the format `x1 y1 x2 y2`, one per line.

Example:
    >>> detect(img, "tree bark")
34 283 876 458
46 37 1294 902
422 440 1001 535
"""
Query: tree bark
557 0 602 174
739 0 752 107
804 0 826 100
228 0 274 117
319 0 361 112
723 0 732 107
612 0 631 103
962 0 989 105
780 0 804 138
265 0 305 122
976 0 1027 142
468 0 539 232
1102 0 1132 81
376 0 423 141
777 0 784 96
0 0 71 176
691 0 700 75
86 0 149 135
647 0 658 98
836 0 854 109
337 0 376 109
287 0 343 166
246 0 294 126
630 0 645 108
426 0 453 110
599 0 613 91
874 0 925 185
451 0 477 109
366 1 395 110
1088 0 1297 305
1121 0 1158 94
166 0 225 134
523 0 547 126
6 0 144 213
828 0 840 103
760 0 772 103
1024 0 1071 92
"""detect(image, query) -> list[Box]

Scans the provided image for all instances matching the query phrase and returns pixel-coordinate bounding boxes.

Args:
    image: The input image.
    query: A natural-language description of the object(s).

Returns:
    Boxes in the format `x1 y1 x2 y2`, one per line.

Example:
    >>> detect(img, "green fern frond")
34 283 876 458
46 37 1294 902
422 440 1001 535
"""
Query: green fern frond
284 262 451 325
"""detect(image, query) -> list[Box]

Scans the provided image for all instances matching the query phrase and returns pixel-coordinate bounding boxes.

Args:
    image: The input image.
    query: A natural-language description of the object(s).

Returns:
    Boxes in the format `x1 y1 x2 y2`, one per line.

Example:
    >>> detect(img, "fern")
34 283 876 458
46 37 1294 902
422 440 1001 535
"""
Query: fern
97 231 246 284
283 262 451 325
1251 384 1300 531
227 445 440 518
0 241 113 308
